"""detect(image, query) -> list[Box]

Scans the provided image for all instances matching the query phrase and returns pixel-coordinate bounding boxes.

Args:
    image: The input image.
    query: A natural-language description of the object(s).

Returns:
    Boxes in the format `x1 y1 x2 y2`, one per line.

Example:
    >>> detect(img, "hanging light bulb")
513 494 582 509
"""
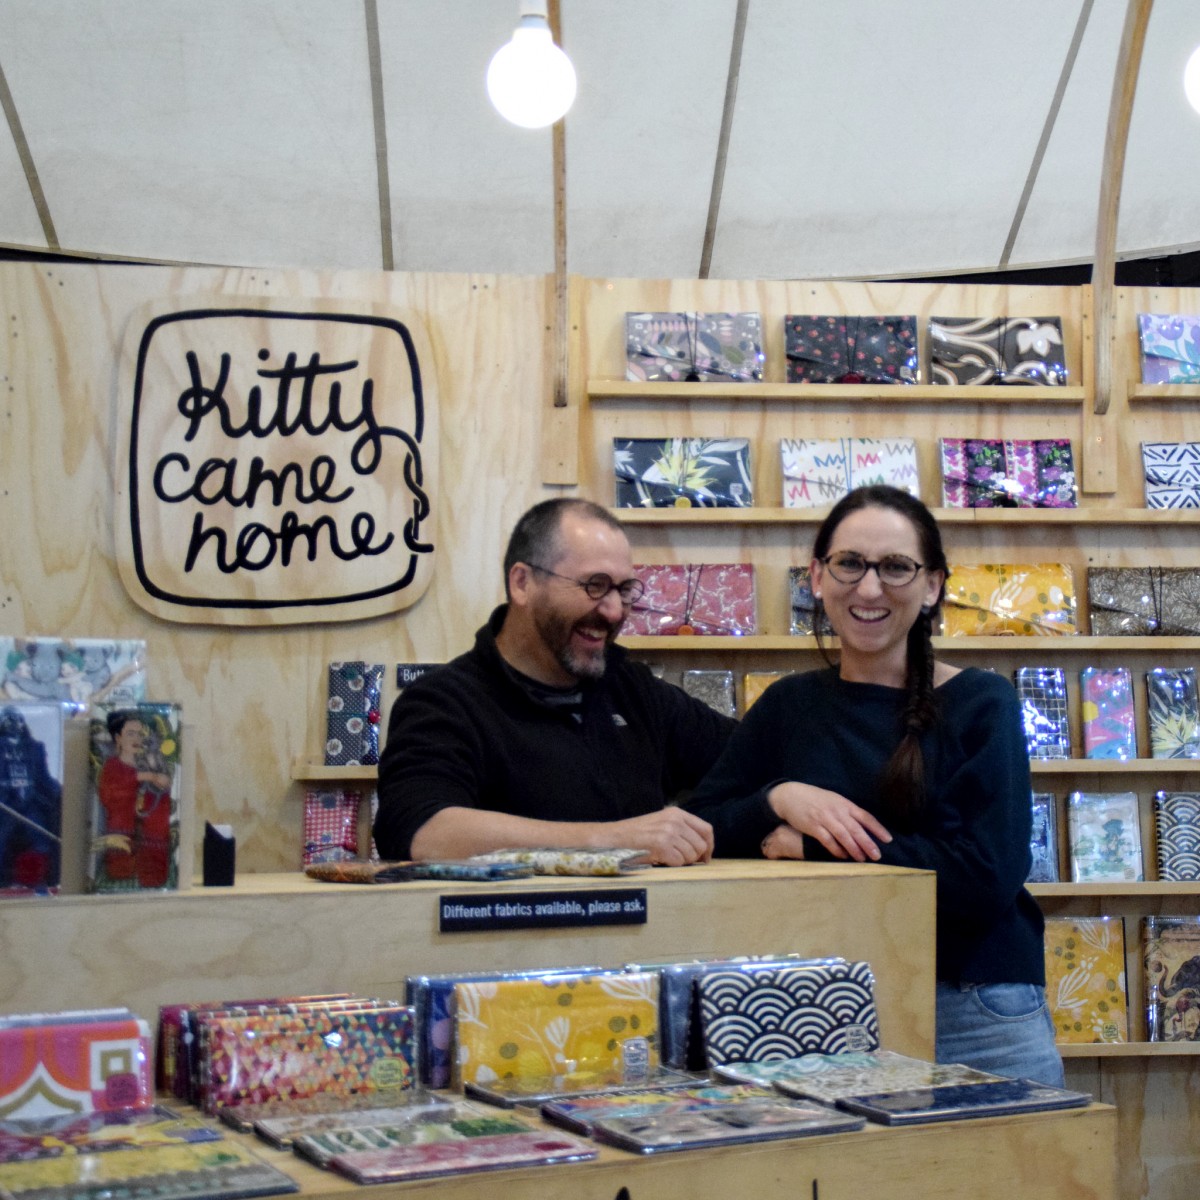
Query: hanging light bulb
486 0 577 129
1186 45 1200 115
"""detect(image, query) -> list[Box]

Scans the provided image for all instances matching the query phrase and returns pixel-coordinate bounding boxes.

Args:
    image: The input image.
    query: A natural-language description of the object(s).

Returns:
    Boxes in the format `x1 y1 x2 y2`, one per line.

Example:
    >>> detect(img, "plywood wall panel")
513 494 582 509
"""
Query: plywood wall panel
0 263 557 872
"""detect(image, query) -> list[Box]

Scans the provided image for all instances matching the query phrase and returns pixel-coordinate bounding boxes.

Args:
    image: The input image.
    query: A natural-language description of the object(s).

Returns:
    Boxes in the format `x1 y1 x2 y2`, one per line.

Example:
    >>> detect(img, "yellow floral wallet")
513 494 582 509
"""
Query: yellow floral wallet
454 972 659 1090
942 562 1077 636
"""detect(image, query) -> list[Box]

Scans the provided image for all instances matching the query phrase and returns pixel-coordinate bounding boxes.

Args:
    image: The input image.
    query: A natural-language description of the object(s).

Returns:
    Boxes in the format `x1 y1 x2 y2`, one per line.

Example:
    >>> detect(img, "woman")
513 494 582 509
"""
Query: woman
687 484 1062 1086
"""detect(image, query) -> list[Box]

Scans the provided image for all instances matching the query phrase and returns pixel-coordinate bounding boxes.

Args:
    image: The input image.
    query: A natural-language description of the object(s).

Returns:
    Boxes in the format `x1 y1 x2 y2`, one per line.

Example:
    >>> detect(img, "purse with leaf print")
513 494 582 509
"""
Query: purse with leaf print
1147 667 1200 760
942 563 1077 637
453 971 660 1091
1043 916 1127 1043
929 316 1068 385
614 437 753 508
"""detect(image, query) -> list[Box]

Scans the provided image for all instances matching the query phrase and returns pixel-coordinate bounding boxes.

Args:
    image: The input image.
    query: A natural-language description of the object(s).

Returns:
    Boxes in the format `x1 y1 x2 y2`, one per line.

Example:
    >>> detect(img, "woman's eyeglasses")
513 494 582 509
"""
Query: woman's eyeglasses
527 564 646 605
819 552 924 587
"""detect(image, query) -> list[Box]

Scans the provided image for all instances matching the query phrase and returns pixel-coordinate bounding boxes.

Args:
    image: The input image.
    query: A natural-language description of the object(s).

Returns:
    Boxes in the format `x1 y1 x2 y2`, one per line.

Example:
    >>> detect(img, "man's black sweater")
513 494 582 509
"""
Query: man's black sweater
374 606 736 859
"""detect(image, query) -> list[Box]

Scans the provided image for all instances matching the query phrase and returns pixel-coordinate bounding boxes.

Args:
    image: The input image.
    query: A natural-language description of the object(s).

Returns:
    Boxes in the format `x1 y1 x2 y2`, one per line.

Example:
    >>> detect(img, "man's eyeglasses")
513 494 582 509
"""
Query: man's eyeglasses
527 564 646 606
819 552 925 587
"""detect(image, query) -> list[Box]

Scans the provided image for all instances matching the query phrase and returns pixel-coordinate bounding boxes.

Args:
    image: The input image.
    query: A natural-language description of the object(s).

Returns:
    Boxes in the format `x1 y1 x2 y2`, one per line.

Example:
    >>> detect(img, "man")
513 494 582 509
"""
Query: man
374 498 734 865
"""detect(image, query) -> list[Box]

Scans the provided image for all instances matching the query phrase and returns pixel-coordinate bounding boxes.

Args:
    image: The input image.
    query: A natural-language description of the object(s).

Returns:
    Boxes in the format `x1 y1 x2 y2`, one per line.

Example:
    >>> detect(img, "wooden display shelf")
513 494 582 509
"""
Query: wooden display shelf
1128 382 1200 402
1030 881 1200 897
1059 1042 1200 1057
614 506 1200 526
1028 759 1200 776
291 759 377 782
587 380 1087 404
618 634 1200 652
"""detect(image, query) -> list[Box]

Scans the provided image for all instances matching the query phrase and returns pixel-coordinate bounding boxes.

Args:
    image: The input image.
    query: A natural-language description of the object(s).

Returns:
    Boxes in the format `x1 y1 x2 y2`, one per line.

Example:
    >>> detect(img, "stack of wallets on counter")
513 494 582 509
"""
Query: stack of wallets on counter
325 1126 595 1184
0 637 147 714
1142 442 1200 508
715 1049 997 1102
539 1082 775 1135
324 661 383 766
453 971 663 1100
783 314 918 384
284 1098 557 1168
1043 916 1128 1044
157 995 414 1117
1153 792 1200 881
1067 791 1144 883
0 700 65 897
624 312 764 382
582 1093 864 1153
86 703 184 895
0 1140 299 1200
1081 667 1137 760
405 966 604 1090
943 563 1077 637
780 437 918 508
713 1049 1090 1126
0 1102 221 1160
1143 916 1200 1041
1013 667 1071 760
788 568 833 637
0 1009 154 1120
1087 567 1200 636
613 437 753 507
466 848 650 876
625 564 756 636
1136 313 1200 383
928 316 1068 385
939 438 1076 507
1147 667 1200 759
1027 793 1059 883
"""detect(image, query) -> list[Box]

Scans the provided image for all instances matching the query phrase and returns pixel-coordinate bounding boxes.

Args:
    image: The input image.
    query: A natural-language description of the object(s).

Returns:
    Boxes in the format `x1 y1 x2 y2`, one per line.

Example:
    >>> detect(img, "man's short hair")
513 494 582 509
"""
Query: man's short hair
502 498 624 599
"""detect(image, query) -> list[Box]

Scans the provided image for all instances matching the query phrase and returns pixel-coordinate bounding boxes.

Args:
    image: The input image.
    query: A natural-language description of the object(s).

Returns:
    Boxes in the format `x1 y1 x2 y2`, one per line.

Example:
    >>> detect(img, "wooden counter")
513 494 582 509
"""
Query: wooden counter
0 861 936 1058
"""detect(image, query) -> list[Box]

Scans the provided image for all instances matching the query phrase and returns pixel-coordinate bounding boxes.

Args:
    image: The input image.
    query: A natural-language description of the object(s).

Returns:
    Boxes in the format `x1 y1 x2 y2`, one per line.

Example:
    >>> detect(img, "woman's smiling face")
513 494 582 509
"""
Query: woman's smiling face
811 505 944 684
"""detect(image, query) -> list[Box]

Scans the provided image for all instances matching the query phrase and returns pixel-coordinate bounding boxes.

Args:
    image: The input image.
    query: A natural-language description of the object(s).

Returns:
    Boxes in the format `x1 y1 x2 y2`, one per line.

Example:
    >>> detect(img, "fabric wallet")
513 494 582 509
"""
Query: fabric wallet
783 314 917 384
614 437 753 508
696 960 880 1066
780 437 918 508
1013 666 1070 760
325 661 383 766
1147 668 1200 760
929 316 1068 385
940 438 1076 508
1086 567 1200 636
1136 313 1200 384
943 563 1077 636
1142 442 1200 508
454 972 660 1090
625 311 764 382
625 564 756 636
788 566 833 637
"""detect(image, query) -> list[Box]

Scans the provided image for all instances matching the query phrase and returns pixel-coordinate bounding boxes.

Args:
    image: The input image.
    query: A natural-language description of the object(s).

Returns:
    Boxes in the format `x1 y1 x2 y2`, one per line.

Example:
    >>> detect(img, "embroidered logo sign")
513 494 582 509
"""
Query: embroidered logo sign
116 301 437 625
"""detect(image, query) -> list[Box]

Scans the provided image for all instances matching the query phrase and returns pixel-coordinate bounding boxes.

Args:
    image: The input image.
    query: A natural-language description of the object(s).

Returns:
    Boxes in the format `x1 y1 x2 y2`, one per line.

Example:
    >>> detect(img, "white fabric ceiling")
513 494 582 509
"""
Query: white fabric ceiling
1 0 1199 279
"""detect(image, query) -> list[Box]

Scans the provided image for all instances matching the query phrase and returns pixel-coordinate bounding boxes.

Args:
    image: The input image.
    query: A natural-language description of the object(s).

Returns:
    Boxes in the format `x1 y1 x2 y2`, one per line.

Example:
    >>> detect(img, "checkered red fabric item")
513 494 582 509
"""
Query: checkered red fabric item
303 788 360 865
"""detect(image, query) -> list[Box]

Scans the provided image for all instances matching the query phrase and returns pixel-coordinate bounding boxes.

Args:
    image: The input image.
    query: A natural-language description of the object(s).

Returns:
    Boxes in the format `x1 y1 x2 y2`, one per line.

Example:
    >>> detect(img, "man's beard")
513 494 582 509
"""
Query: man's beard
534 607 621 682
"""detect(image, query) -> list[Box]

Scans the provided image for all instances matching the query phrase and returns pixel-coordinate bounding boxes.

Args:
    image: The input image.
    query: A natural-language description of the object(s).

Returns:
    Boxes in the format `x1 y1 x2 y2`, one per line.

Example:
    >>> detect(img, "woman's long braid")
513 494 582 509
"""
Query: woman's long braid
880 606 939 827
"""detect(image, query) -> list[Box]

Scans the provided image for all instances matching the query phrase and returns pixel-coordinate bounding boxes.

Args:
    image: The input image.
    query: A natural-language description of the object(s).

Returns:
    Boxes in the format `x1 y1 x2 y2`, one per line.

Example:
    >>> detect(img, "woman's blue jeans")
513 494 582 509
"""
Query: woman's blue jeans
935 981 1065 1088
